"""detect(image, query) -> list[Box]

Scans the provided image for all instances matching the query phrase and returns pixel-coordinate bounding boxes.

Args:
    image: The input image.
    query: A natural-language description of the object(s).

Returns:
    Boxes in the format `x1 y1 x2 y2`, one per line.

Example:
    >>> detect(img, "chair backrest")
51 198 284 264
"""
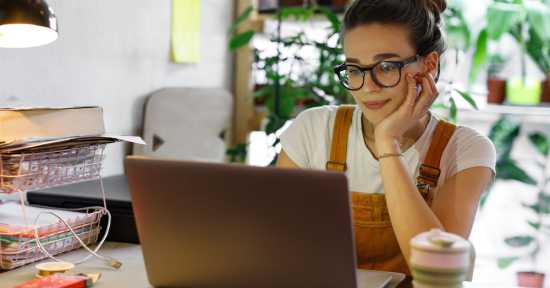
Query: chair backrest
133 87 233 162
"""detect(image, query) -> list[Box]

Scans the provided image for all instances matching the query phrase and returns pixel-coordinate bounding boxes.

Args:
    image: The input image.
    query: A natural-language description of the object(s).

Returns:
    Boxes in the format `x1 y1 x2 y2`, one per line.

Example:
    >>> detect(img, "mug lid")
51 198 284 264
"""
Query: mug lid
411 229 470 253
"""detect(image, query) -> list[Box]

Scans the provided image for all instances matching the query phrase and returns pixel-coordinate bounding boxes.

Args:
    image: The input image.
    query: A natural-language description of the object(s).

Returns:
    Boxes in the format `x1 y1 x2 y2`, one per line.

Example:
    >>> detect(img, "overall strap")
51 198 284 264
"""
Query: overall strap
326 106 457 204
326 105 355 172
416 119 457 203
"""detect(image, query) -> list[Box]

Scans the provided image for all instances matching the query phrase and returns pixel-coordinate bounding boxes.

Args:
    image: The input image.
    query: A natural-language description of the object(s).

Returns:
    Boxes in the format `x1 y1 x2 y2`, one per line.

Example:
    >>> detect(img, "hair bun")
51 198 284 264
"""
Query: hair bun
428 0 447 14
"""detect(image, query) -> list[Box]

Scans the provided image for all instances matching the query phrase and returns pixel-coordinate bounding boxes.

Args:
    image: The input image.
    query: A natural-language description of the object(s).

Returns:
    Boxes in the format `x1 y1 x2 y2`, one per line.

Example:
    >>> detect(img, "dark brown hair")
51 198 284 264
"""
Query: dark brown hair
343 0 447 57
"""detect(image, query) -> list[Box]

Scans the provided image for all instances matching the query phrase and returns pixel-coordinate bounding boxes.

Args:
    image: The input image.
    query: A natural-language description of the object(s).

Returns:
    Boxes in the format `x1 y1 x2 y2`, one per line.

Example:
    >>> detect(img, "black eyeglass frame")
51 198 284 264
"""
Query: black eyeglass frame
334 55 423 91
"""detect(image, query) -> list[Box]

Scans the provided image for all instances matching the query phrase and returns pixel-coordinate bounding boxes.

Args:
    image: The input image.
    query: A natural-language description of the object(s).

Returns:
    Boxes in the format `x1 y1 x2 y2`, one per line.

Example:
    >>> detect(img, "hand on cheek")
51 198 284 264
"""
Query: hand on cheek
373 71 439 148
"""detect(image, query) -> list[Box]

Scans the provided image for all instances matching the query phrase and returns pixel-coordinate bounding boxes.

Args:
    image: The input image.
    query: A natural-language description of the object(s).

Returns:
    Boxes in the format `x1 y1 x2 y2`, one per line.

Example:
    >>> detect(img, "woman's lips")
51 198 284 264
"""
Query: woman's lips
364 100 390 110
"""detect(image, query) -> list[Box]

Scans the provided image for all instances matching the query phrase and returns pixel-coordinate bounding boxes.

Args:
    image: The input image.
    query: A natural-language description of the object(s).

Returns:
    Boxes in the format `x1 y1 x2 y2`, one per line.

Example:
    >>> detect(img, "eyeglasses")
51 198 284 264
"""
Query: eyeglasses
334 55 420 91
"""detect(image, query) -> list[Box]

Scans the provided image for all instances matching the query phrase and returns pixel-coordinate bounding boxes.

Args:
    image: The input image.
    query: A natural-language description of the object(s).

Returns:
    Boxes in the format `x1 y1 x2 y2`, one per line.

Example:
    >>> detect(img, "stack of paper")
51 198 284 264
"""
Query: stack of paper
0 135 144 154
0 202 103 270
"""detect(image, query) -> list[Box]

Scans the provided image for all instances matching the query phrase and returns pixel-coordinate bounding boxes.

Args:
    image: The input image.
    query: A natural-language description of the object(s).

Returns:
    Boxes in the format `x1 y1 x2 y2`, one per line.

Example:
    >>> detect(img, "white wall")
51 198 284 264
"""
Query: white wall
0 0 234 176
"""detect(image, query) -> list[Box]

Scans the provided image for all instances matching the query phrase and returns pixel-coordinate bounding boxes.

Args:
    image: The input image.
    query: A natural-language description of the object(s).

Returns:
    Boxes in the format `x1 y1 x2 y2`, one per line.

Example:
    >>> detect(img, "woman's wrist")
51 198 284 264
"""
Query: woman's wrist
375 136 401 155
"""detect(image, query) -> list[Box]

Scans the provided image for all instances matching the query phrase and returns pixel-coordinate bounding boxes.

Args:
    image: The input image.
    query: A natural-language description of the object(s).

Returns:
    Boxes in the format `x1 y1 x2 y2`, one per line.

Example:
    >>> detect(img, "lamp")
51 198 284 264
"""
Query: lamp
0 0 57 48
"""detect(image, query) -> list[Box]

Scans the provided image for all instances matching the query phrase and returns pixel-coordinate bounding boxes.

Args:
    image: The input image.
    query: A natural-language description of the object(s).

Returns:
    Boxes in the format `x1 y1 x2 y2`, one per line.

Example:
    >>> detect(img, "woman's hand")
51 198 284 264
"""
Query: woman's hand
374 72 439 152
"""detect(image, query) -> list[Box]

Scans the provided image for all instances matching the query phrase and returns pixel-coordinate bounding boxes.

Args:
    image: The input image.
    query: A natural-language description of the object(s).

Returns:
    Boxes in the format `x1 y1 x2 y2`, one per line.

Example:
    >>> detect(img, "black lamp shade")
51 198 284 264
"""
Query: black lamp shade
0 0 57 48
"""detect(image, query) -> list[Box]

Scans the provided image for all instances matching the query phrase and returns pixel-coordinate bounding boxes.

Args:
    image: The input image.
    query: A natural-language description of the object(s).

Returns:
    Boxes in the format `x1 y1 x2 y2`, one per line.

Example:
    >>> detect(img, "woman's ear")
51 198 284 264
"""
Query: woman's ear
423 52 439 78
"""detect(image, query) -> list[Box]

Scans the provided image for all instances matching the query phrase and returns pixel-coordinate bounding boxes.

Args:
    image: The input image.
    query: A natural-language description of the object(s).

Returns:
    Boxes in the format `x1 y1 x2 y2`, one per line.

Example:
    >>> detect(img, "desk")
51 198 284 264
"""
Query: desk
2 242 148 287
1 242 516 287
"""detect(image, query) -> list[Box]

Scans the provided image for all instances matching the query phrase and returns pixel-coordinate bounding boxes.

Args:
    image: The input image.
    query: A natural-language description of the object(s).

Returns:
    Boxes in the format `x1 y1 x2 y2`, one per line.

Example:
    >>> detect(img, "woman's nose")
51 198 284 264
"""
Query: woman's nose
362 72 382 92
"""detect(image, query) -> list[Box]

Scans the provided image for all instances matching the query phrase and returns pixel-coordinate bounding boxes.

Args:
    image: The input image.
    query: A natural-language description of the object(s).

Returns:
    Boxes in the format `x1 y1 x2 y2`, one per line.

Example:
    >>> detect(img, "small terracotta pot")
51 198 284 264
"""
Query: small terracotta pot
541 72 550 103
517 271 545 288
487 78 506 104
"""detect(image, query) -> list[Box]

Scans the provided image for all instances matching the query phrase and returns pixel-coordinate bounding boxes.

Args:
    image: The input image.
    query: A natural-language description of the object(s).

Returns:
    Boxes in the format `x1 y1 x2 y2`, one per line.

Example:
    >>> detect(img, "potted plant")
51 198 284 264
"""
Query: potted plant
469 0 550 105
541 82 550 105
543 76 550 103
487 53 507 104
520 0 550 103
496 130 550 288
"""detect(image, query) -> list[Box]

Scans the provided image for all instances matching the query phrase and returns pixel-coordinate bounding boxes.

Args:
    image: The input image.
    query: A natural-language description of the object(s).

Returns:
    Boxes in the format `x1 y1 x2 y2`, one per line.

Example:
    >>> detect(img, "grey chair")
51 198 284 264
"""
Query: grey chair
133 87 233 162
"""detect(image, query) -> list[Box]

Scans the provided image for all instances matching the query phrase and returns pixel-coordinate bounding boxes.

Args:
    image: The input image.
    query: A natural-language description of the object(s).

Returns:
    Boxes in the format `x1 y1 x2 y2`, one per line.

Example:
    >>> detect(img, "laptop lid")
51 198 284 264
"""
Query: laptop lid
125 156 358 288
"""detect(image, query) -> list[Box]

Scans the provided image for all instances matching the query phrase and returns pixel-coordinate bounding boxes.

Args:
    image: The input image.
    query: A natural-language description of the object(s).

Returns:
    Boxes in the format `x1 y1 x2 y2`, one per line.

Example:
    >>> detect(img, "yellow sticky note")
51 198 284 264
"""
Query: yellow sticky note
171 0 201 63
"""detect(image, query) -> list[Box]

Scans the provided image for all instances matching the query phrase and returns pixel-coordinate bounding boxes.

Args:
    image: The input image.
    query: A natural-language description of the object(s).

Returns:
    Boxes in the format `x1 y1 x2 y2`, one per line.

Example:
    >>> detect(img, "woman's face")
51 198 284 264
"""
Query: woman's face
343 23 435 126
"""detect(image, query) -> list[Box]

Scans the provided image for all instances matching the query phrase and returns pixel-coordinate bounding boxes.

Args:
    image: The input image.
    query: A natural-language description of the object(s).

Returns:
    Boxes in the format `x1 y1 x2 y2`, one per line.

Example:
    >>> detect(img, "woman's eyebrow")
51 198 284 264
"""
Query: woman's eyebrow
373 53 401 61
345 53 402 65
345 58 362 64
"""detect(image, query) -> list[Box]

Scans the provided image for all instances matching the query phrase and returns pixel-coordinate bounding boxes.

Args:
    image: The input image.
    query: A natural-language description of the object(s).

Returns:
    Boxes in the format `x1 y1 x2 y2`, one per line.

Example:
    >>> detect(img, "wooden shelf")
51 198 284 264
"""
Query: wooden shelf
456 103 550 125
479 103 550 116
458 103 550 116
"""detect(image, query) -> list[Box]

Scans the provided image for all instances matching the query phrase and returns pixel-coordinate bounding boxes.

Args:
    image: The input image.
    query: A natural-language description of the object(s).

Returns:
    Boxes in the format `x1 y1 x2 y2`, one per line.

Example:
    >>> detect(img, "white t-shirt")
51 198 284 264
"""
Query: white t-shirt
280 105 496 194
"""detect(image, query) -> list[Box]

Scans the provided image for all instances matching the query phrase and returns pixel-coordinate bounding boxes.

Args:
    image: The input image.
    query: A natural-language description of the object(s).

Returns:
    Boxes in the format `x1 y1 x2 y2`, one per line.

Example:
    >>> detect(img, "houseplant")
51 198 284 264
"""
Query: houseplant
521 0 550 102
486 53 507 104
228 5 349 164
469 0 550 105
495 128 550 288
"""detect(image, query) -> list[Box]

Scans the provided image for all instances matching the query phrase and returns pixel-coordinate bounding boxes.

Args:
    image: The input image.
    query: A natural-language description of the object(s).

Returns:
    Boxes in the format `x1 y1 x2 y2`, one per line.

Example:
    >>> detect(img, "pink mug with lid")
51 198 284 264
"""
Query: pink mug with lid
410 229 472 288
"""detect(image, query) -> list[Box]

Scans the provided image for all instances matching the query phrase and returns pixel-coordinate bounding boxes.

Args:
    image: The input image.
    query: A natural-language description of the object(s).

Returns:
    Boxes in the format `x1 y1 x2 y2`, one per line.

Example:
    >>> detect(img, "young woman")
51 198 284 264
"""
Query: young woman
276 0 496 276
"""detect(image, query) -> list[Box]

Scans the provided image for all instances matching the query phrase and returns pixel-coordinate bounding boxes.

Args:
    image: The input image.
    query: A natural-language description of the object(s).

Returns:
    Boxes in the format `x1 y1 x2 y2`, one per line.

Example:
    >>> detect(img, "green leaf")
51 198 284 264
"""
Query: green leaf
528 221 542 230
496 158 537 184
523 193 550 214
279 7 314 21
489 116 521 163
504 235 535 247
430 103 448 110
449 96 457 123
525 26 550 73
488 53 507 76
228 6 253 34
498 257 520 269
229 30 255 51
528 132 549 156
524 203 540 214
226 143 248 163
265 114 288 135
265 84 297 119
525 1 550 43
469 29 488 84
487 2 525 40
455 89 478 110
253 85 273 99
537 193 550 214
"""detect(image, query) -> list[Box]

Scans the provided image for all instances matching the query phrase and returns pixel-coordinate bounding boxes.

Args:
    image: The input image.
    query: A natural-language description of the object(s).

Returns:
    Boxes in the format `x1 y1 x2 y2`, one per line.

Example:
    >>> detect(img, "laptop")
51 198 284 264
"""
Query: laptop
125 156 404 288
